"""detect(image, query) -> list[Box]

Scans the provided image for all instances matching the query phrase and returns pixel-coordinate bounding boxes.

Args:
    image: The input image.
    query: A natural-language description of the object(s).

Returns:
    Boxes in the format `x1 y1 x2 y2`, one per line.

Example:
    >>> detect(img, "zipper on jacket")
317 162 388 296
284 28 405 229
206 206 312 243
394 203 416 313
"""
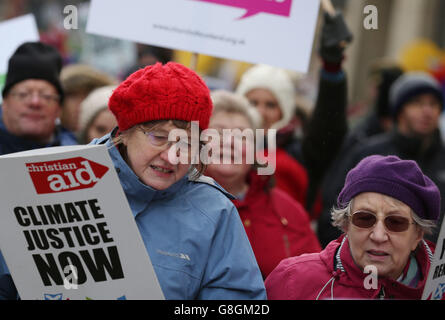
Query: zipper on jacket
378 286 385 299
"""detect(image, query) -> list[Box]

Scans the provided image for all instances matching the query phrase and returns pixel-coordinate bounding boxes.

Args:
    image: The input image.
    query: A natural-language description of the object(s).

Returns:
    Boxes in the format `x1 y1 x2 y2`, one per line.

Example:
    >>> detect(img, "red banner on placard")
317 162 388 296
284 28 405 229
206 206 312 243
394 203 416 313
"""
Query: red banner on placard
26 157 109 194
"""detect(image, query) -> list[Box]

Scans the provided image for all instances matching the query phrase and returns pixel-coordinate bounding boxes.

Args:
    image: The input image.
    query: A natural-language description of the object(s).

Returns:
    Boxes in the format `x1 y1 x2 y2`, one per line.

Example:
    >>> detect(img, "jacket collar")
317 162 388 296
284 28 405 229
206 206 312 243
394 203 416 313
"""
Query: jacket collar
320 235 433 299
232 170 272 208
319 235 370 289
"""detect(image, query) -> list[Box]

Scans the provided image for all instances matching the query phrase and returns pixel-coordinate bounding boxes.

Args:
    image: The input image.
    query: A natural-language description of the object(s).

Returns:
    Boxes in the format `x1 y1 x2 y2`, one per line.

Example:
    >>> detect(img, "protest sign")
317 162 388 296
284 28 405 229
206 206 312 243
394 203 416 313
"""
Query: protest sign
0 145 164 300
76 2 137 79
0 14 39 75
0 14 39 102
86 0 320 73
422 219 445 300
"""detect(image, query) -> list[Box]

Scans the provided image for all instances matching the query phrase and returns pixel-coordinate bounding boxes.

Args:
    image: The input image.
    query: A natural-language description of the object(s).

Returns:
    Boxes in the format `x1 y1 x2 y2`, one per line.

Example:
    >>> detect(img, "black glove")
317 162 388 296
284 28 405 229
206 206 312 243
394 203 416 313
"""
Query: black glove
320 11 353 65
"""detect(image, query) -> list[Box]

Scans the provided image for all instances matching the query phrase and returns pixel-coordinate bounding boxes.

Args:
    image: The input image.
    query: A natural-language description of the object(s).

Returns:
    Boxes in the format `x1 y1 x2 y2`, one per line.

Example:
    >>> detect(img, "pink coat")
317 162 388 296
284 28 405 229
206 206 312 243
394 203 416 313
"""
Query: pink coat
265 235 434 300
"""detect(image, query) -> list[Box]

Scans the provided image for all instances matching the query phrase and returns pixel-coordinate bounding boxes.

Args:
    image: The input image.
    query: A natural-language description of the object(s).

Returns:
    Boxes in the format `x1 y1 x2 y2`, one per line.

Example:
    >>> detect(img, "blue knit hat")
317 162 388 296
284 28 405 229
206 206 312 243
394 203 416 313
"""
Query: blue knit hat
337 155 440 221
389 72 443 118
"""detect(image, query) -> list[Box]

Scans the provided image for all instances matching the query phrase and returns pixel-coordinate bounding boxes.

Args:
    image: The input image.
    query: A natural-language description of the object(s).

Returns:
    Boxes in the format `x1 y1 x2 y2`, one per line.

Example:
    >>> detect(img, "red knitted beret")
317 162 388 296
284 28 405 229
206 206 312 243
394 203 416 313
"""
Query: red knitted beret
109 62 212 131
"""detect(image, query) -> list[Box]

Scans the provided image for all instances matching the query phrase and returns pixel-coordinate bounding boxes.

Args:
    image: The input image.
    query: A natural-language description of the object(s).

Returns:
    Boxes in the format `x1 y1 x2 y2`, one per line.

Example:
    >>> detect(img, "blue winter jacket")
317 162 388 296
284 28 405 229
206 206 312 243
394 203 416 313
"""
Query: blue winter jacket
94 134 266 299
0 132 266 300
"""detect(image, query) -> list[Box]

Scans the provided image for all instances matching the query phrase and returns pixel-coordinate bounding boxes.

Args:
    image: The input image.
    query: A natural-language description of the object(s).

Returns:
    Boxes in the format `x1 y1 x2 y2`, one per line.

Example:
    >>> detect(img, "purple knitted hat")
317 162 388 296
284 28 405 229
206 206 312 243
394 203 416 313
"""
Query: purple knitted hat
337 155 440 221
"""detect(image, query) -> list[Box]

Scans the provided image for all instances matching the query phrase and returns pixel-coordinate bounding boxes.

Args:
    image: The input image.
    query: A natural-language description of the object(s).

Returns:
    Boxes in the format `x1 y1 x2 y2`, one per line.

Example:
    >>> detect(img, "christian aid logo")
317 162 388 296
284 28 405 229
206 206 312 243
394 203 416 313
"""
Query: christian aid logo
26 157 109 194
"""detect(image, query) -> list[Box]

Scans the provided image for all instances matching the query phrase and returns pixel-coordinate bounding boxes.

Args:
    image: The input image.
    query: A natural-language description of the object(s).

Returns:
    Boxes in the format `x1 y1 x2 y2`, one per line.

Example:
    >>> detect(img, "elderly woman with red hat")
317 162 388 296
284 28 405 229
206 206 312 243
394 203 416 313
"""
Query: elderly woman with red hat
97 62 266 300
266 155 439 299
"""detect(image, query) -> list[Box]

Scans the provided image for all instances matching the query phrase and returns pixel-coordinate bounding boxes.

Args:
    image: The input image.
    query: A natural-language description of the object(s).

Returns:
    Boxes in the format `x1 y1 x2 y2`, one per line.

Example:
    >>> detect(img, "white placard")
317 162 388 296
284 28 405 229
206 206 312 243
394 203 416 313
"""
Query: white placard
86 0 320 73
0 14 39 75
422 220 445 300
0 145 164 300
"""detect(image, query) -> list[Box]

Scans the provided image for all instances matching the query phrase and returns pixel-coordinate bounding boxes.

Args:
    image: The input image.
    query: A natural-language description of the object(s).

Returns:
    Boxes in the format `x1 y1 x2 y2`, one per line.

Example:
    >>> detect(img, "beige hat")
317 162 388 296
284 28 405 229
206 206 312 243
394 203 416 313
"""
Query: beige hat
78 85 117 136
61 64 116 96
236 64 296 130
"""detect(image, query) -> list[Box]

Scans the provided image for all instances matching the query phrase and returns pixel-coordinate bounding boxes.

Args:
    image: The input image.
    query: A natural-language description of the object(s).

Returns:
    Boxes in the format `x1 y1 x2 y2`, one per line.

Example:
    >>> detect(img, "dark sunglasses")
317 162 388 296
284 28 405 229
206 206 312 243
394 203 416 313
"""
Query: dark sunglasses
350 211 415 233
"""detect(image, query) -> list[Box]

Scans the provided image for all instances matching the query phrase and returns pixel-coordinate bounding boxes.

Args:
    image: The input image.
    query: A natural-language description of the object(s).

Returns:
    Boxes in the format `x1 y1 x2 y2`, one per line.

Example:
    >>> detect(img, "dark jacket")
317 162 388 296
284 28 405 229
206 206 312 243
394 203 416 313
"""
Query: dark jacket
318 129 445 246
278 70 348 215
338 112 386 152
301 70 348 215
0 275 17 300
0 107 77 155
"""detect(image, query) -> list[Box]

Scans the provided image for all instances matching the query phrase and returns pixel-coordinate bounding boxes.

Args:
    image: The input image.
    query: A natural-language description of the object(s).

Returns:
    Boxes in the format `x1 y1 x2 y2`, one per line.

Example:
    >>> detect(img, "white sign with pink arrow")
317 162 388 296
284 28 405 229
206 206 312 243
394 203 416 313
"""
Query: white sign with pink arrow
86 0 320 73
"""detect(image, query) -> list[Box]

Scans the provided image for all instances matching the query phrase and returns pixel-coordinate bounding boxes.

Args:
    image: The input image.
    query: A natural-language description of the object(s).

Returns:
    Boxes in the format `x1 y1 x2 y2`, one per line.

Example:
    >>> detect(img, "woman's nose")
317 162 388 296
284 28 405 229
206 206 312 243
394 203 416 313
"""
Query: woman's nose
369 219 389 243
159 145 177 164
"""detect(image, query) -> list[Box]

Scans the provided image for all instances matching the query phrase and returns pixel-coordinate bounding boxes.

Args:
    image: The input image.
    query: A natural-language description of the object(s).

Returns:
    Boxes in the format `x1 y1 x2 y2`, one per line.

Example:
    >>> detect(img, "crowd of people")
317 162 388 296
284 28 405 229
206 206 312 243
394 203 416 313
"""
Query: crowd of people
0 9 444 300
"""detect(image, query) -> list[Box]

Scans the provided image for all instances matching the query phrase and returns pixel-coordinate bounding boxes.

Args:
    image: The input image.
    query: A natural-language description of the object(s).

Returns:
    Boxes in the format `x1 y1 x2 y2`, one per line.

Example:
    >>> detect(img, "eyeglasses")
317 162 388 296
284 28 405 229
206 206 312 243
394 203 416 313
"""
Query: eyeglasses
10 90 60 105
350 211 415 233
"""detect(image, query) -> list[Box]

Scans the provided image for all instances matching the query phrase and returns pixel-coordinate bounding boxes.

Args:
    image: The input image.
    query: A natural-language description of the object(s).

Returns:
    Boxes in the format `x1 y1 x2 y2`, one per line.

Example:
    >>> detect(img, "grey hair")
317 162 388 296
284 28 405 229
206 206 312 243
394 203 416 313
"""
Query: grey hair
330 199 436 235
412 213 436 235
331 200 353 233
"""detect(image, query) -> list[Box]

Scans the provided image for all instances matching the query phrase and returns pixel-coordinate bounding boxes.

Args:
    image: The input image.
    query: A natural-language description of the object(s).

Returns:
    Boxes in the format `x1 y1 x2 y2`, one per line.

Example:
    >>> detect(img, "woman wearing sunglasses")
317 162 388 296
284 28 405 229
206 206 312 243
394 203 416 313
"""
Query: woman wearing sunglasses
265 155 439 299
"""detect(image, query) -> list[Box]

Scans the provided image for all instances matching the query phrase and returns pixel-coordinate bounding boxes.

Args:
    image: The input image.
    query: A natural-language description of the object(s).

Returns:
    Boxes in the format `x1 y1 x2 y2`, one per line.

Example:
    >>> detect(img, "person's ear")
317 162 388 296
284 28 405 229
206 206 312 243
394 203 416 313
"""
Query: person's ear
410 226 424 252
343 219 350 234
120 128 134 147
55 106 62 119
